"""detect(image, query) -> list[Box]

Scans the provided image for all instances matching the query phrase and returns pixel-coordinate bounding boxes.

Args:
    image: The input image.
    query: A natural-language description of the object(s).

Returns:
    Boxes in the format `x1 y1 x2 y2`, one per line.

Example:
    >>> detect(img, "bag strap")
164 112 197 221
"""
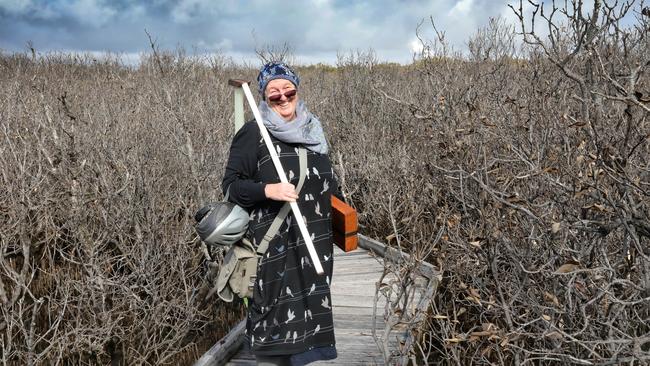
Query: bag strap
256 147 307 255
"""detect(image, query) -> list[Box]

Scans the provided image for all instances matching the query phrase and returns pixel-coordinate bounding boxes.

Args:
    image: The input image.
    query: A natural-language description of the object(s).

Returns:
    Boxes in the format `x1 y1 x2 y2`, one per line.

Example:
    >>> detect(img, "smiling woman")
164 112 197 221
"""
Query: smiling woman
222 61 341 366
265 79 298 121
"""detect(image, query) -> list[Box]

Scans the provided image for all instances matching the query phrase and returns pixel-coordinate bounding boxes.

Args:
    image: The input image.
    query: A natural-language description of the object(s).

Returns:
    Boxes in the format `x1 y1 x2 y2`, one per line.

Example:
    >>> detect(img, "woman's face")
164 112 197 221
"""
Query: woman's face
265 79 298 122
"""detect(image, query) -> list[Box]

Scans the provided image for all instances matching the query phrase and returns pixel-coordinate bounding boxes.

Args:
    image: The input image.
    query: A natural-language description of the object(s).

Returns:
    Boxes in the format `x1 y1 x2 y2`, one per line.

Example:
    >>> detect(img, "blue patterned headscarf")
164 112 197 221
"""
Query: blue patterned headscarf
257 61 300 97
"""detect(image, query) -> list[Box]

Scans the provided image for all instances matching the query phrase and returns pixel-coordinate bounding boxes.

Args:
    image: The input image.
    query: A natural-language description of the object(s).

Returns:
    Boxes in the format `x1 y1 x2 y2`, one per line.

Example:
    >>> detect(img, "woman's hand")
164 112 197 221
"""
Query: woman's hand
264 183 299 202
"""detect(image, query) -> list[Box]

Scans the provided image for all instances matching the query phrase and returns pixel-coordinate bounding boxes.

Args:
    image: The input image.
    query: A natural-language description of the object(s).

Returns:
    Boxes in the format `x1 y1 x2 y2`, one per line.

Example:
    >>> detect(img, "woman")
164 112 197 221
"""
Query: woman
222 62 339 366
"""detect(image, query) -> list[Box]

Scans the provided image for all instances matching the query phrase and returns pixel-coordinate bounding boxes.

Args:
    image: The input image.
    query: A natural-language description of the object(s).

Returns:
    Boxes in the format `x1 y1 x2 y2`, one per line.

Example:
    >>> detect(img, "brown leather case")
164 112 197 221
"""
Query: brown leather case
331 196 358 252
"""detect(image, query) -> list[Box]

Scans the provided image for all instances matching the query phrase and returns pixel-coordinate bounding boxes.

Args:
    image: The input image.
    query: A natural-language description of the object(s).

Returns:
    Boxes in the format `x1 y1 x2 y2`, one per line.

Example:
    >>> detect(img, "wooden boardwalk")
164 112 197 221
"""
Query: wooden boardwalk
195 235 439 366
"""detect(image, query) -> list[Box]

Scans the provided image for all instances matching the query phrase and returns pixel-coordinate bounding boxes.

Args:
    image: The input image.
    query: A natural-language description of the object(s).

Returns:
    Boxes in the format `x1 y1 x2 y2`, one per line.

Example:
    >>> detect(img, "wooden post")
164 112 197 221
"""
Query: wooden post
233 89 244 132
228 79 248 133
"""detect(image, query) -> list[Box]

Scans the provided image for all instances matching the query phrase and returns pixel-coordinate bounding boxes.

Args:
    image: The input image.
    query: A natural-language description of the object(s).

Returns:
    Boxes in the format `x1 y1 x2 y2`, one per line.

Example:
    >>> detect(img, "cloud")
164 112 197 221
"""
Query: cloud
0 0 31 13
63 0 117 26
171 0 217 24
0 0 639 65
409 37 424 55
449 0 474 17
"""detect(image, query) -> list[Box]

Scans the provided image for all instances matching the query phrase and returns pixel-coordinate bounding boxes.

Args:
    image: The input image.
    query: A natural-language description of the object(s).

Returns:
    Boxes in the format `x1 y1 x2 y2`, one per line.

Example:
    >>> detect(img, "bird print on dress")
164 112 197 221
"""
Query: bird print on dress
285 309 295 324
321 296 331 309
245 138 336 354
285 216 292 232
301 256 312 269
320 180 329 195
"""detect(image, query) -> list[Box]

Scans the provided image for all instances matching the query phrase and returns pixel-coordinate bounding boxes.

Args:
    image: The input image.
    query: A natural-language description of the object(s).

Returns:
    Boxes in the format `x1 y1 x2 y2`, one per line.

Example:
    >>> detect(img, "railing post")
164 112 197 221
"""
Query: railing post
228 79 248 133
233 88 244 132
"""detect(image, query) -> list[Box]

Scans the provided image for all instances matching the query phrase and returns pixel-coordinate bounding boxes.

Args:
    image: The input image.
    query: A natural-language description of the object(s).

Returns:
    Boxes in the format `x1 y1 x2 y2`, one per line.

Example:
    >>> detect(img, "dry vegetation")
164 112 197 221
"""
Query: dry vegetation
0 51 251 364
1 0 649 365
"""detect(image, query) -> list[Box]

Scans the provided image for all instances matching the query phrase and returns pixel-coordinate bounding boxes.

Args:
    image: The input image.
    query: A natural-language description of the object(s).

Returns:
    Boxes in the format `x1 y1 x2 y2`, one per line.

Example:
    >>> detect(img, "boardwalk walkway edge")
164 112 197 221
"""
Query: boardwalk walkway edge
193 234 438 366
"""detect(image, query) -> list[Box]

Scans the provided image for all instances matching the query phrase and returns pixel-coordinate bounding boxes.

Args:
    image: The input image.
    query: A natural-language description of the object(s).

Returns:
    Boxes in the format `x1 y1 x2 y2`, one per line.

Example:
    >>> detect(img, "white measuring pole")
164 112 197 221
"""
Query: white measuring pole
240 82 324 275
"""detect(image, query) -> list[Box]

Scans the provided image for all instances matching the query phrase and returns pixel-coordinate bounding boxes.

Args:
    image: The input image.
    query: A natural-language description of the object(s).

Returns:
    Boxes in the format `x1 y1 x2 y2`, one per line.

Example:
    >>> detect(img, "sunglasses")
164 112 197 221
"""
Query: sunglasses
267 89 297 102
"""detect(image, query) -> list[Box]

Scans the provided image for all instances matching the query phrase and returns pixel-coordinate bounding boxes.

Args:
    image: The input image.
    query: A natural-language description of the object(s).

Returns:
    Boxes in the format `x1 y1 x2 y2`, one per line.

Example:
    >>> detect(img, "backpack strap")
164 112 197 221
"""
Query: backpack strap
256 147 307 255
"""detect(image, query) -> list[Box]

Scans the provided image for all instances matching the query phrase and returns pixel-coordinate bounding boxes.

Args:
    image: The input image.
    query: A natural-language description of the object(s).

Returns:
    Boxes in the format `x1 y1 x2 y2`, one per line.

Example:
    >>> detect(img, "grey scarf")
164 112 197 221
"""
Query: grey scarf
259 100 329 154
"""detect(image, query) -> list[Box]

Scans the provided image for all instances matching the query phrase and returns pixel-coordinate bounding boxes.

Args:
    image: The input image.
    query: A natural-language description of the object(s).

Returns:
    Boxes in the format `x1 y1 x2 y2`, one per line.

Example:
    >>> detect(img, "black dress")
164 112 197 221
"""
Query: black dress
222 121 338 358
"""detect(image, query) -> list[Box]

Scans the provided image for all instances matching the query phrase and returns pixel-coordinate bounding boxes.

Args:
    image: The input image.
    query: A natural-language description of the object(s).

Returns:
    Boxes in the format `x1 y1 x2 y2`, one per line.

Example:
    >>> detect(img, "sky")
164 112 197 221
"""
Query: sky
0 0 629 65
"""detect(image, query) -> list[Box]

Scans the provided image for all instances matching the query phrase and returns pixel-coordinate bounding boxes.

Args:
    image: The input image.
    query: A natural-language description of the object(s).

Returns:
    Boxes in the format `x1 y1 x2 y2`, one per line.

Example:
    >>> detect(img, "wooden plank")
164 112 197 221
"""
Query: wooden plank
332 321 384 331
328 305 380 315
332 281 382 291
333 266 381 274
332 261 382 270
332 262 380 270
333 257 379 264
194 320 246 366
333 252 378 261
333 255 381 264
333 259 383 268
332 276 380 285
331 296 385 308
333 247 365 255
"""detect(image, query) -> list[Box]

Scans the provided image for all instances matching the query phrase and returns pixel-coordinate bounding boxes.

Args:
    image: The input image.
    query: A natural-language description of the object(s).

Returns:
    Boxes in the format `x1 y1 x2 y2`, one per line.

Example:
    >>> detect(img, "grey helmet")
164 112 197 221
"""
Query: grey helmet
194 202 249 247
